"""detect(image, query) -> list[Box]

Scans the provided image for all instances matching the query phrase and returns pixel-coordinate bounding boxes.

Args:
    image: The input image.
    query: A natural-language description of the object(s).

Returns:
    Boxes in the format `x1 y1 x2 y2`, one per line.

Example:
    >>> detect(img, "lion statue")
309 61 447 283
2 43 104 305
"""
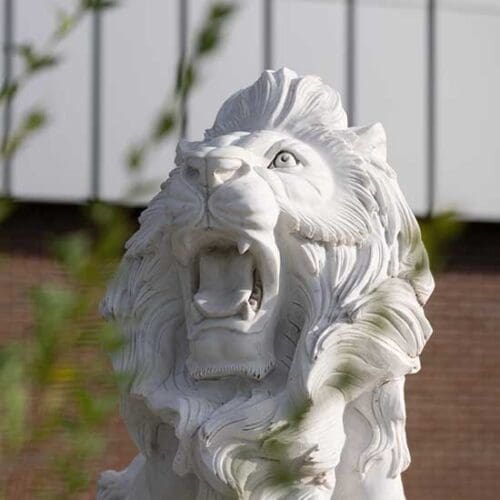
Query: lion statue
97 68 434 500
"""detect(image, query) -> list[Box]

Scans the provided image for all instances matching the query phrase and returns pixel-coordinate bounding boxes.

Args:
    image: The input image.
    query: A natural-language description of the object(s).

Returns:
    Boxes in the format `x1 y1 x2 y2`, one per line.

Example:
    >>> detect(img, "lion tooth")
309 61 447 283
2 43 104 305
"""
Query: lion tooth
240 302 256 321
237 240 250 255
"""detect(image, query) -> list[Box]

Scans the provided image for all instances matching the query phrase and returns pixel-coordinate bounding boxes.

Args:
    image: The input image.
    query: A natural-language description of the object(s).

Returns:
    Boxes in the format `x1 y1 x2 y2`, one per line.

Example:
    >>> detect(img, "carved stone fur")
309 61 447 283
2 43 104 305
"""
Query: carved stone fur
97 68 434 500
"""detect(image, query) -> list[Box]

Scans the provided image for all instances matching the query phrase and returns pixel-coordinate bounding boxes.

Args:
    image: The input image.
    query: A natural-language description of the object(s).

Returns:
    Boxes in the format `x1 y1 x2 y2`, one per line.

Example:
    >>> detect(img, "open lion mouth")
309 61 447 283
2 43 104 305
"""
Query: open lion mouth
171 229 278 339
193 246 263 321
173 230 275 330
170 227 280 380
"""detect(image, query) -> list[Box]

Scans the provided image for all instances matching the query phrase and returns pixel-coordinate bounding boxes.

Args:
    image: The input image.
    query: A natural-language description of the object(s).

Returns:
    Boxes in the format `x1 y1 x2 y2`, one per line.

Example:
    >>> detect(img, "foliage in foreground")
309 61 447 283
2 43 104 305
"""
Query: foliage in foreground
0 1 236 497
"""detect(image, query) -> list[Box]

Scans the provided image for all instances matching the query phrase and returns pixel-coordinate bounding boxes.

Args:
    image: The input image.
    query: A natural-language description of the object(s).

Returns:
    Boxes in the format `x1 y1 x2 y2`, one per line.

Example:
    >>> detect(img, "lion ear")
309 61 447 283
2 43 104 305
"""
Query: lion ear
352 122 387 161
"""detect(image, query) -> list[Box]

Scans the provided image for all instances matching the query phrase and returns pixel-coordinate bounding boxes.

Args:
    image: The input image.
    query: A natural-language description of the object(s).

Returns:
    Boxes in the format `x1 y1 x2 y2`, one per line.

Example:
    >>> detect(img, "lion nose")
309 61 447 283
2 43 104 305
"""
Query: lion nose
188 157 243 189
206 157 243 189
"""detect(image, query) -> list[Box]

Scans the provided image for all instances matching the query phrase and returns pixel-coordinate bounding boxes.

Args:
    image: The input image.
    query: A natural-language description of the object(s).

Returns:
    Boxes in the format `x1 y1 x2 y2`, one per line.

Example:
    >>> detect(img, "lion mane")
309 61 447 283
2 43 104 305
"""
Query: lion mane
99 68 433 499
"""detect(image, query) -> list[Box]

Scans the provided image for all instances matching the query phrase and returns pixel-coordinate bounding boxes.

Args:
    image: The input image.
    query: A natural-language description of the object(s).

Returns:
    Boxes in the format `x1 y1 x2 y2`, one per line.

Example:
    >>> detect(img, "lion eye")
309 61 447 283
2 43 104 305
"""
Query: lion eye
270 151 299 169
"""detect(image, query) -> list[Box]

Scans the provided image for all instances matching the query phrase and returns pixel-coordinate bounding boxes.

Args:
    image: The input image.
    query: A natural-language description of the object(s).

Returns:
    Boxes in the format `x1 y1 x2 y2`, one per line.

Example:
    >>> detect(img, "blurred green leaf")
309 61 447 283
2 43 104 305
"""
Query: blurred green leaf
88 202 120 228
99 323 125 354
88 202 131 260
195 3 236 56
32 285 77 332
177 63 196 98
153 111 176 142
54 9 79 38
211 3 236 20
51 232 91 275
196 25 220 54
24 109 47 130
81 0 118 10
0 344 28 453
0 198 14 223
1 109 48 159
288 400 312 428
127 144 145 171
18 44 59 74
31 285 77 383
75 389 115 425
0 82 18 104
420 211 463 271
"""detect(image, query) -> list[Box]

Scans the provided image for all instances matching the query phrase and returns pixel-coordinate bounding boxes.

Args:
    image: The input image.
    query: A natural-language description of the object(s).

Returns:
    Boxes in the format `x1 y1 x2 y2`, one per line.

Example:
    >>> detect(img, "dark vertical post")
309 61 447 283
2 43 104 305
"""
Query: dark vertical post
2 0 13 195
179 0 188 137
346 0 356 126
427 0 436 217
91 7 102 200
264 0 273 70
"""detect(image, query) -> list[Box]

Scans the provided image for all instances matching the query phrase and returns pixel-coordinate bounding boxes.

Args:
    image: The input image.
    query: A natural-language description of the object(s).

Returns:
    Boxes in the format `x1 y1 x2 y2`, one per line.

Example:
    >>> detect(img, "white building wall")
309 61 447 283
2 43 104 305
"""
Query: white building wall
273 0 347 110
1 0 499 220
357 1 428 215
101 1 179 202
10 0 91 202
436 4 500 220
187 0 264 141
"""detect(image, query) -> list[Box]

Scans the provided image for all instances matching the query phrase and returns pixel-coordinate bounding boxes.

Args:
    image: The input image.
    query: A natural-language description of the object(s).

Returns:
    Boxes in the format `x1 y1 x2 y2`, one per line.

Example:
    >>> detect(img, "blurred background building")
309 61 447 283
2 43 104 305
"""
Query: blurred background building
1 1 499 499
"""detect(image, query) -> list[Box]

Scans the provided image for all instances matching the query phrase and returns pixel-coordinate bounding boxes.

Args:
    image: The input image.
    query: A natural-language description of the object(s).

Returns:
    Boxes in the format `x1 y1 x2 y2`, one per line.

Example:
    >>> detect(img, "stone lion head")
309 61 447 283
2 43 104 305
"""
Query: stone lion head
101 68 434 499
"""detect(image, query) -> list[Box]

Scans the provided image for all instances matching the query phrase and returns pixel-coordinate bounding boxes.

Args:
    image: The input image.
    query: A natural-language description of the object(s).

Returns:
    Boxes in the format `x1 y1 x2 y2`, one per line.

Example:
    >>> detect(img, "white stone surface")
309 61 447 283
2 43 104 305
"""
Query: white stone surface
98 68 434 500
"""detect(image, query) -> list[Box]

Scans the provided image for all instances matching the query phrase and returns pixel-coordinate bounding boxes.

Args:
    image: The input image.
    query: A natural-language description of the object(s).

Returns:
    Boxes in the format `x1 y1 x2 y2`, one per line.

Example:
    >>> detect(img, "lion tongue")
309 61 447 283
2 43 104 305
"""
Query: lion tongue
194 250 254 319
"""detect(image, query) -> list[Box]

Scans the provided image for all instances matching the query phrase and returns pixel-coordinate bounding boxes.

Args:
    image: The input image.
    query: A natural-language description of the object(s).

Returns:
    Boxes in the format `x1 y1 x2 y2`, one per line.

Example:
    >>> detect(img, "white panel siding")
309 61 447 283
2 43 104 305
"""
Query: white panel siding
273 0 346 104
2 0 500 222
187 0 263 141
440 0 500 11
11 0 91 201
357 1 428 216
101 0 179 203
435 7 500 220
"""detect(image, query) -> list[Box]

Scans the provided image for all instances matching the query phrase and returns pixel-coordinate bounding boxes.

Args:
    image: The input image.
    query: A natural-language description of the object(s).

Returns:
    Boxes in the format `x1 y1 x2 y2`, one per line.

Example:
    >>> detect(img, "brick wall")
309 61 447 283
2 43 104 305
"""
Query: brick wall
1 203 499 499
404 224 500 499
